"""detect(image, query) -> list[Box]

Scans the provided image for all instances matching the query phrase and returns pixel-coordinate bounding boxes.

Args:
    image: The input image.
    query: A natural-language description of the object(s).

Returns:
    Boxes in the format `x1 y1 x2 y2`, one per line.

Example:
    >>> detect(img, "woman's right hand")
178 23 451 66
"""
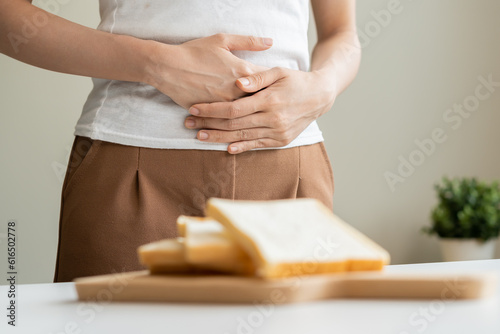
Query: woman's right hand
0 0 272 109
144 34 273 110
0 2 271 110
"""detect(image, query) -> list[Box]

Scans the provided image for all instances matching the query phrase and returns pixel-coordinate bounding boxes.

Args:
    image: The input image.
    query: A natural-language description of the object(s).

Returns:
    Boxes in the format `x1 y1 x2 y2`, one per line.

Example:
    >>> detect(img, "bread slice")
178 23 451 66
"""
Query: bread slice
137 238 192 274
177 215 208 237
138 216 254 275
183 216 254 275
206 198 390 279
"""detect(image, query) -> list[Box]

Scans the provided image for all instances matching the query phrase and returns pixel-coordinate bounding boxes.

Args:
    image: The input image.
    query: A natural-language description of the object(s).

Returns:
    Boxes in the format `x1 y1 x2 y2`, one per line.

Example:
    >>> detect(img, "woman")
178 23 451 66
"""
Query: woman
0 0 360 282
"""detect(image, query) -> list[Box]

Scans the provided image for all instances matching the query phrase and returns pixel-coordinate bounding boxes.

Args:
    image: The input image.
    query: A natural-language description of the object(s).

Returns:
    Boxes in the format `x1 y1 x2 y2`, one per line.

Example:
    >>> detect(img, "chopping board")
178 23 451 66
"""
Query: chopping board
74 270 498 304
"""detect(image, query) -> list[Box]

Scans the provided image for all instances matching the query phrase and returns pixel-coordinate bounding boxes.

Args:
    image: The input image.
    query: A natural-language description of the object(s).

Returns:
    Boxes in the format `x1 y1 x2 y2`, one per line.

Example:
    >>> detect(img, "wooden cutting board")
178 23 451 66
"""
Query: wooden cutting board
74 270 498 304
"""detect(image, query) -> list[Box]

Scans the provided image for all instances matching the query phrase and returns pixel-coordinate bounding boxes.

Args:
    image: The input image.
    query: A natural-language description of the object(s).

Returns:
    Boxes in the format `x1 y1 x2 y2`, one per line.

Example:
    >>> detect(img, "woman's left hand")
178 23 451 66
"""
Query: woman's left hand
184 67 337 154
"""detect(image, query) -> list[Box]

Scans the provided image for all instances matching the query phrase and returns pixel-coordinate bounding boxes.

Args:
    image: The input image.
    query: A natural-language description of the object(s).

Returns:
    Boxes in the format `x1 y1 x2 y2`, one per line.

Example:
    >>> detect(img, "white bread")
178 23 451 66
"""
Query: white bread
206 198 390 278
177 215 208 237
183 216 254 275
137 238 191 274
138 216 254 275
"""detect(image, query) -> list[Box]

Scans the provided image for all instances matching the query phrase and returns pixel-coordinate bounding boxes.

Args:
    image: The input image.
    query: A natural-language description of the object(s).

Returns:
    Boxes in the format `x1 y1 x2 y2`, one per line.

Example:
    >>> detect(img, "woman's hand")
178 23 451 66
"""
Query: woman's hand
145 34 272 110
184 67 337 153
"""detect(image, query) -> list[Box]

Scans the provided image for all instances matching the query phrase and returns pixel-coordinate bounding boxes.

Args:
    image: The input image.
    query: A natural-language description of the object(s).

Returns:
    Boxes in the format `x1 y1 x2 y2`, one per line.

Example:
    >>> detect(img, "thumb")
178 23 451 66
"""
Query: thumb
222 34 273 51
236 67 285 93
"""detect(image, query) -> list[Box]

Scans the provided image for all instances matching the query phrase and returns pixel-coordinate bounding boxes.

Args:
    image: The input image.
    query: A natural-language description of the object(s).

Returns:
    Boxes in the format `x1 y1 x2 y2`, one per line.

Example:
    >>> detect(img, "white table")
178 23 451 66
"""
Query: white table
2 260 499 334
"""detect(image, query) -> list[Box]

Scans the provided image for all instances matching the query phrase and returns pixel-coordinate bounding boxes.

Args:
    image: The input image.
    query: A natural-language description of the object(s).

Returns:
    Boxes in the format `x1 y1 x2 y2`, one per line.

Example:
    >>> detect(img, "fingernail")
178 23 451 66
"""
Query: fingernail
229 146 240 153
238 78 250 86
262 37 273 46
190 107 200 116
199 131 209 140
185 119 195 128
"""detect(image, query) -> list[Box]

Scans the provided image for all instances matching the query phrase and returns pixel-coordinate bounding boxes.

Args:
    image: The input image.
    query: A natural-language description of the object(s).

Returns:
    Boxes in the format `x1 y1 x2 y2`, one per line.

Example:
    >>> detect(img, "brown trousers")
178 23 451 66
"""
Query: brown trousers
53 136 334 282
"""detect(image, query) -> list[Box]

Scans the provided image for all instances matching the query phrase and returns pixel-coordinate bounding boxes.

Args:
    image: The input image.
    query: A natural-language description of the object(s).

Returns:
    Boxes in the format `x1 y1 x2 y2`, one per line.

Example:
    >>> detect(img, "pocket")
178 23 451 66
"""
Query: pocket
62 136 101 198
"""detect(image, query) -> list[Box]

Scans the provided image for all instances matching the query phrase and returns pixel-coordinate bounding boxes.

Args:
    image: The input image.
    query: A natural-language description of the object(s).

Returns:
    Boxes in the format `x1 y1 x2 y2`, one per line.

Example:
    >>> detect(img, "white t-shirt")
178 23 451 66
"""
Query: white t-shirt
74 0 324 150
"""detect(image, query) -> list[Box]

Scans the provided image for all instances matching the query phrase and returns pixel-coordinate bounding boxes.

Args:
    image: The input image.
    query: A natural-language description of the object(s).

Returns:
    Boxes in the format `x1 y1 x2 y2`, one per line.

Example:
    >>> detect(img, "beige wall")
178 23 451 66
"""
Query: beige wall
1 0 499 284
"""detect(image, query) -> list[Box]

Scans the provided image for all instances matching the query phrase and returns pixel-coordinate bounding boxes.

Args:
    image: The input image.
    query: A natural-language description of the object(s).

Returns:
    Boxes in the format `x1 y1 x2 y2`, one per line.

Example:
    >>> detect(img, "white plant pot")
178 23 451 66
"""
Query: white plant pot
439 238 497 262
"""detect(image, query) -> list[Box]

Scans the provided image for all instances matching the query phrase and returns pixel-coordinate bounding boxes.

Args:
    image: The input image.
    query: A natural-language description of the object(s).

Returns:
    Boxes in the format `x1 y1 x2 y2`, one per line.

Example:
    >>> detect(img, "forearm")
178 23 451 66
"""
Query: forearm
0 0 156 84
310 29 361 98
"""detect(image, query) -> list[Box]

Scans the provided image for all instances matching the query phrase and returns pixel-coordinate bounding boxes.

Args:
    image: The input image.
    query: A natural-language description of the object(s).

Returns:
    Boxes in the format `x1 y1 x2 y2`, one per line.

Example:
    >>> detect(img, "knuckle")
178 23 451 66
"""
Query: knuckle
227 119 240 130
252 73 265 87
212 131 222 140
274 125 293 144
267 93 281 106
227 104 241 119
238 129 250 140
279 137 292 146
214 33 227 44
274 66 286 76
272 113 289 130
255 139 266 149
247 36 258 49
239 64 254 77
221 92 234 102
199 117 208 128
270 115 281 128
281 131 294 144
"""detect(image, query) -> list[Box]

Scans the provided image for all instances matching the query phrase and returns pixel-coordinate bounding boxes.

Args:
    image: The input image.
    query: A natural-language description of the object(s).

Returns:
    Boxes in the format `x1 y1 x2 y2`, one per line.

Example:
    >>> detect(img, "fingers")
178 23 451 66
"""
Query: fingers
217 33 273 52
193 126 294 149
190 93 265 119
236 67 286 93
195 128 272 145
185 113 268 131
228 139 284 154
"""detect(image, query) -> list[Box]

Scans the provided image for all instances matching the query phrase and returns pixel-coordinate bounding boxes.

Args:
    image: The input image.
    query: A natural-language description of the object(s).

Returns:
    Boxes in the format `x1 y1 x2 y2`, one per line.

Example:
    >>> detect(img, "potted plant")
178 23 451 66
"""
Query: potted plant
422 177 500 261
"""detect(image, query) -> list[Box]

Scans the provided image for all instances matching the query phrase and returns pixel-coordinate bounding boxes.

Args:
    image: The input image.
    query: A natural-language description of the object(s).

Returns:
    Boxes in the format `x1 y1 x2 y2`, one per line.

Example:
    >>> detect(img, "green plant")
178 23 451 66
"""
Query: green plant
422 177 500 241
